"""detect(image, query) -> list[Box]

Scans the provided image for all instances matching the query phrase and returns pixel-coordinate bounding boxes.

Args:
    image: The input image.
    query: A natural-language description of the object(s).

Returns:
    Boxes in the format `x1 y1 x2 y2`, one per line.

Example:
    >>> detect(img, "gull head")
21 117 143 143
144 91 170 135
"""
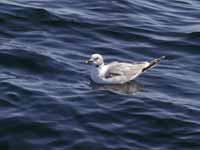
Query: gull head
85 54 104 67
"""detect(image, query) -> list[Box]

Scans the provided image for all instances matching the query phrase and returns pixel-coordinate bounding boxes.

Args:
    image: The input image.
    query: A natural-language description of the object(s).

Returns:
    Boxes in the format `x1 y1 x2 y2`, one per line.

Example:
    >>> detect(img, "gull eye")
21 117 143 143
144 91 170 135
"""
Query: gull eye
94 57 99 61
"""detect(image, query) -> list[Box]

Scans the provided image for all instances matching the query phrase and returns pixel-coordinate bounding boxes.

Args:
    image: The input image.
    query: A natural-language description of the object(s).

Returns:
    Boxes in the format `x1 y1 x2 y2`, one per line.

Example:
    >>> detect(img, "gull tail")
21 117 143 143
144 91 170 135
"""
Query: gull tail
142 56 166 72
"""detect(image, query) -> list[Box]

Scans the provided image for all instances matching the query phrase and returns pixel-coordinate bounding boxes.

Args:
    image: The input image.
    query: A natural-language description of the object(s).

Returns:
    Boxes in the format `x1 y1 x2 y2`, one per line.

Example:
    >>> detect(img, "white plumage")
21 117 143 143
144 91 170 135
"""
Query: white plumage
85 54 165 84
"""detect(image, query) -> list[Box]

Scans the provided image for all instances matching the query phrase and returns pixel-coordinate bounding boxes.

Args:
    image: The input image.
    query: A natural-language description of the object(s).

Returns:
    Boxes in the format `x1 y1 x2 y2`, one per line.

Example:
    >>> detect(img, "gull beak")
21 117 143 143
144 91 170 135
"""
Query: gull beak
85 59 93 64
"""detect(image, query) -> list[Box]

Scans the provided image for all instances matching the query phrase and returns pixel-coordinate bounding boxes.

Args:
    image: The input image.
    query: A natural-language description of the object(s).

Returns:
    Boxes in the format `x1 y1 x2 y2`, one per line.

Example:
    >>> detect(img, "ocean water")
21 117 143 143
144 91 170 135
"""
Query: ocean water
0 0 200 149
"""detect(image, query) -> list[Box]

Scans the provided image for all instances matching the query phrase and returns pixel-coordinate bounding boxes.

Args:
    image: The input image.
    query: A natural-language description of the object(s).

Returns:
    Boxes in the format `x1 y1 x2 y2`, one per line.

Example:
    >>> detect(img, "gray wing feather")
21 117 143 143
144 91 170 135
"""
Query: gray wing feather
105 62 148 79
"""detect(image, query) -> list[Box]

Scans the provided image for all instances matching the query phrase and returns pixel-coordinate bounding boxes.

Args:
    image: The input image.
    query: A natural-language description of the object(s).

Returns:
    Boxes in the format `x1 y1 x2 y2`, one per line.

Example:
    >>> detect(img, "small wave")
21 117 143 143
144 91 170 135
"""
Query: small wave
0 49 67 75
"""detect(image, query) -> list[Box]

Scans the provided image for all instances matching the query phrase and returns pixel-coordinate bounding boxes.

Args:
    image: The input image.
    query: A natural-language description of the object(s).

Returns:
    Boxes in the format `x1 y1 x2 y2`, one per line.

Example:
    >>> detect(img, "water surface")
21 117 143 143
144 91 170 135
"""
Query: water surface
0 0 200 149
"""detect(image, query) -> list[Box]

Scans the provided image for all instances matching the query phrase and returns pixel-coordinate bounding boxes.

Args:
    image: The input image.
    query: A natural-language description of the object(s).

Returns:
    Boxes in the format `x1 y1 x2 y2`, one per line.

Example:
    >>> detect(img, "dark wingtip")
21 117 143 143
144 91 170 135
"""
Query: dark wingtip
142 56 166 72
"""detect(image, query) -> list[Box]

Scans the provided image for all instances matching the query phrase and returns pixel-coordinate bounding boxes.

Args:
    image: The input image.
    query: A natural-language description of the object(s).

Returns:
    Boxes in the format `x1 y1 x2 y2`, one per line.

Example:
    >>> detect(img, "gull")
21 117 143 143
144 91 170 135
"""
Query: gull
85 54 165 84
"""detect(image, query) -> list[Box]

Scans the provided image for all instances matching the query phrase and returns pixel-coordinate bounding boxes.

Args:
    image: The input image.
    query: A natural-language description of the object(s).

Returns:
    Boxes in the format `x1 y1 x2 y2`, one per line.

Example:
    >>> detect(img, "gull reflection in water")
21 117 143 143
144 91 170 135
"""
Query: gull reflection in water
92 81 144 95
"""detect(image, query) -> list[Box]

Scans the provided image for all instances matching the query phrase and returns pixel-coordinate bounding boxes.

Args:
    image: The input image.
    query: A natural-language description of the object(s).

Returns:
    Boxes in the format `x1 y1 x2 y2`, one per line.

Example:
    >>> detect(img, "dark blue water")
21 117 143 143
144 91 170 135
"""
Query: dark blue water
0 0 200 149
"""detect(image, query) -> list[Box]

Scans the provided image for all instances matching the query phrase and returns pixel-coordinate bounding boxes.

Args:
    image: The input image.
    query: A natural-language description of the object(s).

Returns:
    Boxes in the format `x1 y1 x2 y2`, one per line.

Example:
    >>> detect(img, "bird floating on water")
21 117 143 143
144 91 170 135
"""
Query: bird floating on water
85 54 165 84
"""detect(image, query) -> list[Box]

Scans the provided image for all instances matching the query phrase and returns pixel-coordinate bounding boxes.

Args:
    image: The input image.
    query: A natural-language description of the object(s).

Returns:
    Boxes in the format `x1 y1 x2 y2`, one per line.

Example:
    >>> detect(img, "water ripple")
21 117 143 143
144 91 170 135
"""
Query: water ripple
0 0 200 150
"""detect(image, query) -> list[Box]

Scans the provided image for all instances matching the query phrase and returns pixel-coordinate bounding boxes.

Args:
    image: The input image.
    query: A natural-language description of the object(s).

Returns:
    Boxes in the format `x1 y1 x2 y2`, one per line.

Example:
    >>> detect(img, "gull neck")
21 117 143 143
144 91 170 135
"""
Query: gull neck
96 63 104 68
